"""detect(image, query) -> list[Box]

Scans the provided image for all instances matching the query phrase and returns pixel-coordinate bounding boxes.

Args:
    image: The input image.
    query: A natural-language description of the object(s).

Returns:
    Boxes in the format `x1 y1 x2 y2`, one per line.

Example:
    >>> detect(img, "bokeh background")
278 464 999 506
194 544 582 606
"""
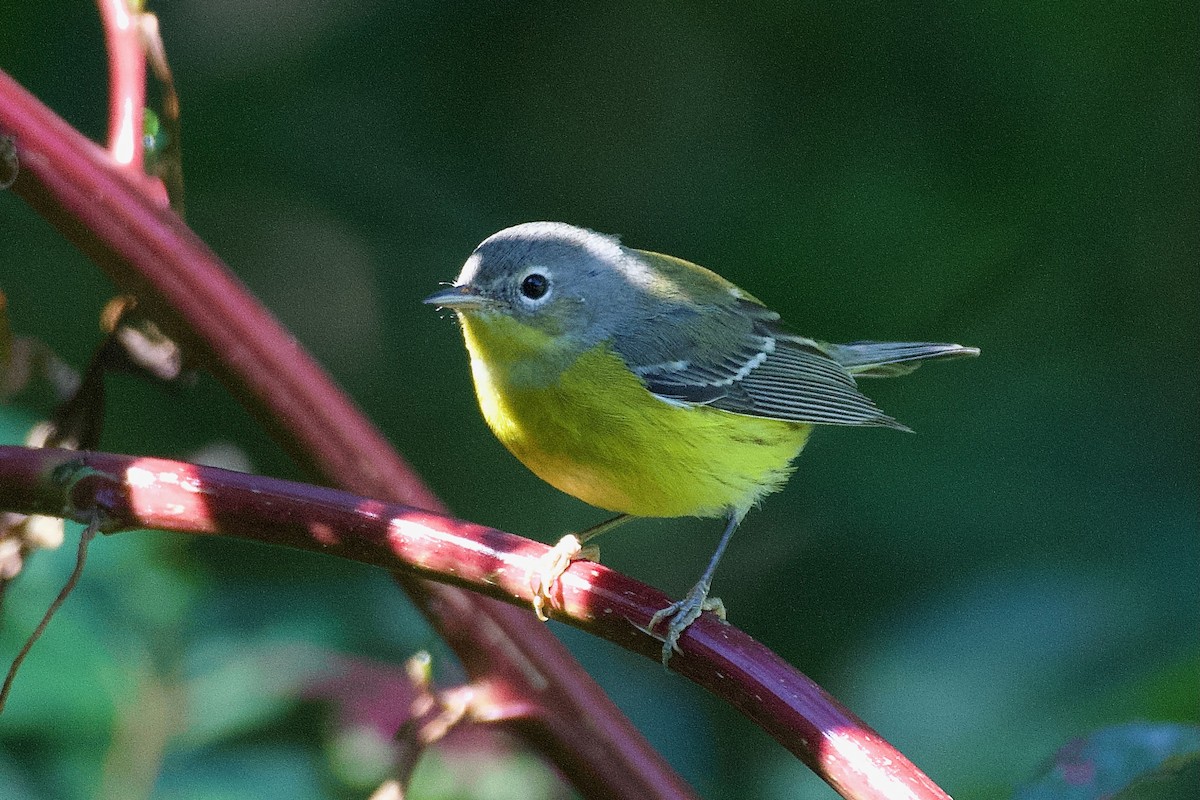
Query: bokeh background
1 2 1196 798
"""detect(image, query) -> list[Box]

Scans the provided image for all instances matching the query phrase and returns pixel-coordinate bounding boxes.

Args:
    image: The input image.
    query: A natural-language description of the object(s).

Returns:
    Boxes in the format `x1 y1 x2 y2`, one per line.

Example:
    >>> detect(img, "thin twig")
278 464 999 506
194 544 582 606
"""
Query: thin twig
0 511 99 713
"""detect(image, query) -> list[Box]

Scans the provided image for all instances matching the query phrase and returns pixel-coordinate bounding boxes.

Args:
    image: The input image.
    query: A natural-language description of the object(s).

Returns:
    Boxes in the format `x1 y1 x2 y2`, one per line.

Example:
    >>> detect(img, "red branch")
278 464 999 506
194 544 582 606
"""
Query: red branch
0 445 950 800
0 57 951 800
97 0 146 169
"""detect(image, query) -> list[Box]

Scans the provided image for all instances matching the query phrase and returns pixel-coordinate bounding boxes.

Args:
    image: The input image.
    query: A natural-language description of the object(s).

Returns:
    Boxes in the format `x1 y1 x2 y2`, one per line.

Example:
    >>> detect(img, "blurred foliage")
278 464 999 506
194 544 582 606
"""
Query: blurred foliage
1015 723 1200 800
1 1 1196 798
1114 754 1200 800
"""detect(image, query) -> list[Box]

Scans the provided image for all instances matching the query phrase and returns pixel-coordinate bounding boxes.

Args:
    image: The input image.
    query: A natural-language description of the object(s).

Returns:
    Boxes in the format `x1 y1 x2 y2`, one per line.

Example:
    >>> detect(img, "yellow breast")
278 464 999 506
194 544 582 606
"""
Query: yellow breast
458 313 811 519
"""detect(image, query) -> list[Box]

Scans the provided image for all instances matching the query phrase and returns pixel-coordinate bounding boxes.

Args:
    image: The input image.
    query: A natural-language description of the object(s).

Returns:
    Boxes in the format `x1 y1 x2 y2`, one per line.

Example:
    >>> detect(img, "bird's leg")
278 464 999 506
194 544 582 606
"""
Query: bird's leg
531 514 633 621
647 512 740 666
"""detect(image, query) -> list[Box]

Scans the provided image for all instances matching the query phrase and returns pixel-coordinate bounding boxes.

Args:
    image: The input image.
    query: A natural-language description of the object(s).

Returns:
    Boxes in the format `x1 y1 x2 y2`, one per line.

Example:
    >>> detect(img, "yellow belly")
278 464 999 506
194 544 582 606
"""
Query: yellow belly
459 314 811 518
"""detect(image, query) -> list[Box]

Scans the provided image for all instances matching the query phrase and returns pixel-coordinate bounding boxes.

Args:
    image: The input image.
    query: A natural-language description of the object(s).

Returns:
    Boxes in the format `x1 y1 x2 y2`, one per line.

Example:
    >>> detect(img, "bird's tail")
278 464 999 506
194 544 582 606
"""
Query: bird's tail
824 341 980 378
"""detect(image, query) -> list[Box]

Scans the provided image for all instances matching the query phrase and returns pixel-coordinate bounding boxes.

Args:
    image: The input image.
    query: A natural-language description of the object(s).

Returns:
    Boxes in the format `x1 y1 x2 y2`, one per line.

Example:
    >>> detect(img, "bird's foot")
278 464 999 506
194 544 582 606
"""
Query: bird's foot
530 533 600 621
646 584 727 666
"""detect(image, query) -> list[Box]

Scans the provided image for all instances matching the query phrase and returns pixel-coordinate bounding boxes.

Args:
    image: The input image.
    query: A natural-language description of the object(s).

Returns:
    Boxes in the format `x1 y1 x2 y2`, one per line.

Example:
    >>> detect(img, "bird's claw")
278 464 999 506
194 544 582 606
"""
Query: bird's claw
646 586 726 666
530 534 599 620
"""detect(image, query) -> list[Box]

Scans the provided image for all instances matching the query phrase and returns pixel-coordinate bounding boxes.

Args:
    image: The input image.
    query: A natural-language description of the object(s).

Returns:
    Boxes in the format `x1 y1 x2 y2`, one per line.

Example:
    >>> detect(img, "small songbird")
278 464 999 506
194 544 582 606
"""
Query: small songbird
426 222 978 664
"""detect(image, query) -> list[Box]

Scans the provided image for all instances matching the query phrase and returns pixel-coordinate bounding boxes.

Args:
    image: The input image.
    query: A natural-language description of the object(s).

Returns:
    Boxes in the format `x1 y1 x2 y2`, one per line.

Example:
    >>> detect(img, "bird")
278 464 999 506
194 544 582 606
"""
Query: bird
426 221 978 665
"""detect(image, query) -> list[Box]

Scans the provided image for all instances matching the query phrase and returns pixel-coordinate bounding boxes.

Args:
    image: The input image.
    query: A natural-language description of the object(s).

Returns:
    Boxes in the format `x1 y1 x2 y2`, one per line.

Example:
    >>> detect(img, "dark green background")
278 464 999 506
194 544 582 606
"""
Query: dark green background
1 2 1196 798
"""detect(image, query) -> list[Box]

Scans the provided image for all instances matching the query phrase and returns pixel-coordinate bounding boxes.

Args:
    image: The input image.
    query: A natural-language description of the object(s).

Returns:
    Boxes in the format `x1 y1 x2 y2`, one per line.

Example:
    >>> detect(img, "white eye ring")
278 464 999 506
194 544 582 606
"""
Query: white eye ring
517 268 552 305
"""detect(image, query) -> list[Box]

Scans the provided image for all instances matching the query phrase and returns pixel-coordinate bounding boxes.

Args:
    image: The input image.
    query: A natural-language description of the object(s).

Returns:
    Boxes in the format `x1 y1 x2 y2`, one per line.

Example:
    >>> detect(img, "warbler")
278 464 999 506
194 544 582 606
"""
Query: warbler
426 222 978 664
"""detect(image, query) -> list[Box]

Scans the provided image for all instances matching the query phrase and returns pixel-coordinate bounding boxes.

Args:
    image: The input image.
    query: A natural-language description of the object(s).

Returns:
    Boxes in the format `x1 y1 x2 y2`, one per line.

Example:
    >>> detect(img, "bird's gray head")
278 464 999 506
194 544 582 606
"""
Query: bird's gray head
425 222 645 344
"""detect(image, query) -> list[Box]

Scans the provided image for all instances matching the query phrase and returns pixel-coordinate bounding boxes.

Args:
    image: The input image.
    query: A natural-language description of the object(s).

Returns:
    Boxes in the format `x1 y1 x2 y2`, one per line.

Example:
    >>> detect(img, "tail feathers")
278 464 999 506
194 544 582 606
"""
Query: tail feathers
825 341 980 378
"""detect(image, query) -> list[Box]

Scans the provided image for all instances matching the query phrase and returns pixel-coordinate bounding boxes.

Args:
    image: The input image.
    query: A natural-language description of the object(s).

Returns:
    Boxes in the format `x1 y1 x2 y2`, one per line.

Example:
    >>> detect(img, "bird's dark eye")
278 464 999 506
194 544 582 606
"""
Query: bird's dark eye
520 273 550 300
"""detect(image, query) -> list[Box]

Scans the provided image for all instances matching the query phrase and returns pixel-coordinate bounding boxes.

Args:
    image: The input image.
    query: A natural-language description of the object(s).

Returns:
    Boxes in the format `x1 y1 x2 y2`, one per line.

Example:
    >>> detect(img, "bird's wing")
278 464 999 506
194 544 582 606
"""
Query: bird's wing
610 251 905 429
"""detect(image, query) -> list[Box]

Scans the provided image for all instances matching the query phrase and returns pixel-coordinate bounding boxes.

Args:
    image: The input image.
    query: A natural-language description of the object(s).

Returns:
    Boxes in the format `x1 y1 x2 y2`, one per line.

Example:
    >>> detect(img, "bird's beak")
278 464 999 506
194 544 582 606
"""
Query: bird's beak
423 285 497 310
